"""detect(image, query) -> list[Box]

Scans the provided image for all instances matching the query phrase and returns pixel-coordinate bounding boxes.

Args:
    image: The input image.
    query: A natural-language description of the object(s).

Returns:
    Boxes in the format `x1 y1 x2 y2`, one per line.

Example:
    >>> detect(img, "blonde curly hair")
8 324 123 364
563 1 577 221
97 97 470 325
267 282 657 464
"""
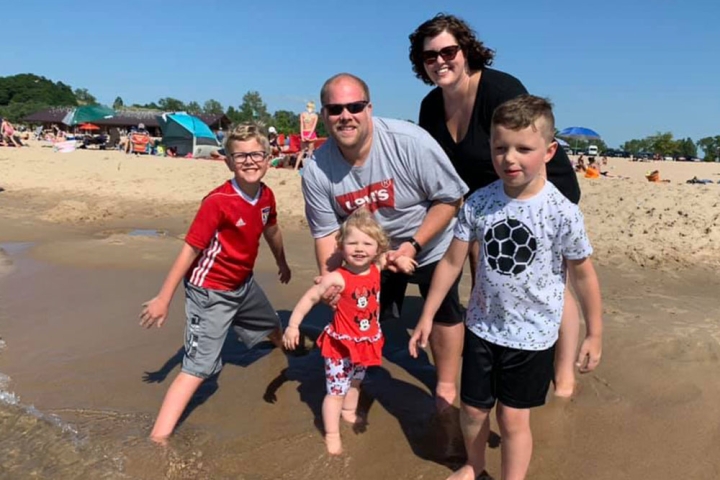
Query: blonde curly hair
335 208 389 257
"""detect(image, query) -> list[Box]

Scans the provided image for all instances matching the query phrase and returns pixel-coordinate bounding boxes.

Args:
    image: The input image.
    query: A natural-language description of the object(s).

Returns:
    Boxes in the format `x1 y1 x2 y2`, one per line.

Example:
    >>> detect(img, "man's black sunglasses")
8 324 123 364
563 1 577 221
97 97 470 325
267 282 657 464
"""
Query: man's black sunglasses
422 45 461 65
322 101 369 116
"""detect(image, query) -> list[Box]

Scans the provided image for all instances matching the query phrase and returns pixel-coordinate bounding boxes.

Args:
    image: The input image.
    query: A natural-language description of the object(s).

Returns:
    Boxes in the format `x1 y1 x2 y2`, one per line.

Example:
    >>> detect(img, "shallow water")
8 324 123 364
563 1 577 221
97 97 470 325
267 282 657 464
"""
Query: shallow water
2 233 720 479
0 239 456 479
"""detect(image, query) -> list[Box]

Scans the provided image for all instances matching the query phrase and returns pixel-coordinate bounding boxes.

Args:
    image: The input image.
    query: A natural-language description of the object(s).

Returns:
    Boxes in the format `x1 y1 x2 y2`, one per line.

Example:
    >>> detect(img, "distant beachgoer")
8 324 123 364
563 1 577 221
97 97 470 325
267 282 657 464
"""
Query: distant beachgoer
409 13 582 397
585 158 601 178
283 208 416 455
139 123 292 443
267 126 282 157
297 101 318 170
1 119 23 147
575 154 586 172
410 95 603 480
125 123 151 154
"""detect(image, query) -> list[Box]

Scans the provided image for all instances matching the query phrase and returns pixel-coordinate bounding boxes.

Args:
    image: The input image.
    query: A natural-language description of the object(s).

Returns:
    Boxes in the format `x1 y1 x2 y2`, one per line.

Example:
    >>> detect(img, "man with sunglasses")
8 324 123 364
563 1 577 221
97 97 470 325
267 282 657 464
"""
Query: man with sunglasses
302 73 469 412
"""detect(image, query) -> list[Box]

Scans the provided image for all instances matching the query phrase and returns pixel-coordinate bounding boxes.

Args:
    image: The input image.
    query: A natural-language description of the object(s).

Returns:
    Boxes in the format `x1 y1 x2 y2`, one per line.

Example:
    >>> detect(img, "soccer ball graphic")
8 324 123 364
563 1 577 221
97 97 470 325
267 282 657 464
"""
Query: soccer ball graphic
483 218 537 276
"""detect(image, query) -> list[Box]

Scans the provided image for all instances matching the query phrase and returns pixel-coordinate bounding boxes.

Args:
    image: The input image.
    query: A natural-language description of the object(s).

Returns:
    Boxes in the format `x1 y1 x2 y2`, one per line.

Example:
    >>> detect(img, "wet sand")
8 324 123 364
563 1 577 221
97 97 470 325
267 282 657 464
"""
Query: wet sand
1 148 720 478
1 207 720 479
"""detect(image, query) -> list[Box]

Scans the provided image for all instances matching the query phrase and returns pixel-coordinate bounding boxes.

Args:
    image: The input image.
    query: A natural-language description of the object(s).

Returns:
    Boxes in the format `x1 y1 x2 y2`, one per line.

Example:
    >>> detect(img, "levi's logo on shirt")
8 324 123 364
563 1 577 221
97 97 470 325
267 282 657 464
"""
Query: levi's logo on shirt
336 179 395 214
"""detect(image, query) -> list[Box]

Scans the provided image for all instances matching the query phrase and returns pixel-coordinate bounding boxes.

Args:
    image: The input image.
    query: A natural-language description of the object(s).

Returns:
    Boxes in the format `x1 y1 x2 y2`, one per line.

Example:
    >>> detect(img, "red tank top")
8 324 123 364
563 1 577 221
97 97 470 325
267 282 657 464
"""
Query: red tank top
316 264 384 366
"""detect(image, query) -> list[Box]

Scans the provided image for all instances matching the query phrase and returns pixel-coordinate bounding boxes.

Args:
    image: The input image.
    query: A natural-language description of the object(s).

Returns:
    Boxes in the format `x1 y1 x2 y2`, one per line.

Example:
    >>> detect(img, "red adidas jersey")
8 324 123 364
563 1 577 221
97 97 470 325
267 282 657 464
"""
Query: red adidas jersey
185 180 277 291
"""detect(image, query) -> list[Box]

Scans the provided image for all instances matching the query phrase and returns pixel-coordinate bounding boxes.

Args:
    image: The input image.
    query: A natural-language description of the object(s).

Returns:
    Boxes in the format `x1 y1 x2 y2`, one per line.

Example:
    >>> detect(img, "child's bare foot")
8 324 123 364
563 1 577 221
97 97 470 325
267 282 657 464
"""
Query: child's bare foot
445 464 477 480
149 435 169 447
553 379 576 398
341 408 357 424
325 432 343 455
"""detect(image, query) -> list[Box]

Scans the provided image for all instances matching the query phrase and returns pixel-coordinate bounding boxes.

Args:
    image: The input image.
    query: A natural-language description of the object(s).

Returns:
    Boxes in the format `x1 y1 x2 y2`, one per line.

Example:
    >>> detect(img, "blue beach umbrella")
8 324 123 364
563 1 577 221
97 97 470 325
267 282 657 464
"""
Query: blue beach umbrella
558 126 601 140
556 137 570 147
558 126 602 150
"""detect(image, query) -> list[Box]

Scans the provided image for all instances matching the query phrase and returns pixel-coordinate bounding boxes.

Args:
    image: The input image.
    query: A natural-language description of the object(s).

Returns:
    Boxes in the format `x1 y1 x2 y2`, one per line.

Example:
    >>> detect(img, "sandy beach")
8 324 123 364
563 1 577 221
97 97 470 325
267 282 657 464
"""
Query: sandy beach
1 144 720 479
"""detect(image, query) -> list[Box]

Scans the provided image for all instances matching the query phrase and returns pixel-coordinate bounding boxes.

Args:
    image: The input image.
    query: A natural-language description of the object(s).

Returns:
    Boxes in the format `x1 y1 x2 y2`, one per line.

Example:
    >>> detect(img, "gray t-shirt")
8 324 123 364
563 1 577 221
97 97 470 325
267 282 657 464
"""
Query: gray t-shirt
302 117 468 266
455 180 593 350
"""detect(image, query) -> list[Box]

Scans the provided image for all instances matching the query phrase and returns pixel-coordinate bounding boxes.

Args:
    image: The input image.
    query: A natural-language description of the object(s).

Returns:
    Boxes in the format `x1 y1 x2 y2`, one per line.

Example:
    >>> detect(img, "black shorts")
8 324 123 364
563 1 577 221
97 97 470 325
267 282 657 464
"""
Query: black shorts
461 329 555 410
379 260 464 325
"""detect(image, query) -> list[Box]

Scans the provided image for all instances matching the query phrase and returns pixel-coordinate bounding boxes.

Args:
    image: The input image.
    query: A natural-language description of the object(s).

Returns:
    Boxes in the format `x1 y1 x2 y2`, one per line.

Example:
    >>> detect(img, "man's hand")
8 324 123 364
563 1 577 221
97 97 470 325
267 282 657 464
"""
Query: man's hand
139 297 170 328
576 334 602 373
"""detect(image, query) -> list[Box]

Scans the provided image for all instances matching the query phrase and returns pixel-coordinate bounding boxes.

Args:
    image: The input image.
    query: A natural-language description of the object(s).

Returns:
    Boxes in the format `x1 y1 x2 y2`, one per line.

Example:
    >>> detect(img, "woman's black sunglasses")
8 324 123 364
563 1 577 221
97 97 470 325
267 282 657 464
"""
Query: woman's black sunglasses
422 45 461 65
322 101 369 116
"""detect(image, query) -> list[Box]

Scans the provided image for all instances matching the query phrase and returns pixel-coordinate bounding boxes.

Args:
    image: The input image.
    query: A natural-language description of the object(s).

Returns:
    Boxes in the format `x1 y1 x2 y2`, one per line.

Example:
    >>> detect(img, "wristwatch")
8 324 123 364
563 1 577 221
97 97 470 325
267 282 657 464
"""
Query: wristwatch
408 237 422 254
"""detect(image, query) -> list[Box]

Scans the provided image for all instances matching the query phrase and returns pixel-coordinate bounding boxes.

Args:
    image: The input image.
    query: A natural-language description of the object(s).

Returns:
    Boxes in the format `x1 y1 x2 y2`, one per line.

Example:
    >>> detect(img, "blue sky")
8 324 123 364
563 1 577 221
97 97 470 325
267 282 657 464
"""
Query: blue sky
1 0 718 147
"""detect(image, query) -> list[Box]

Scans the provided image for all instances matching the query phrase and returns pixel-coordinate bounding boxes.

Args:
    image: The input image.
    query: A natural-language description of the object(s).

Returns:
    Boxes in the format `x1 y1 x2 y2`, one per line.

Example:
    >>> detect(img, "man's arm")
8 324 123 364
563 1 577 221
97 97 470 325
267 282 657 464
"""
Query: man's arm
314 232 342 275
389 198 463 262
301 167 342 274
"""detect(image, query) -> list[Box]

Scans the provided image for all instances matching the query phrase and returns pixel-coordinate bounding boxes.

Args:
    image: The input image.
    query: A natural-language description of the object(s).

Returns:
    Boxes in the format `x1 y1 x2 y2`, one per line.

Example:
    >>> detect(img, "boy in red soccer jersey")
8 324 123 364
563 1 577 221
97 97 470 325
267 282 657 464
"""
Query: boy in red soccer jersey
139 123 292 443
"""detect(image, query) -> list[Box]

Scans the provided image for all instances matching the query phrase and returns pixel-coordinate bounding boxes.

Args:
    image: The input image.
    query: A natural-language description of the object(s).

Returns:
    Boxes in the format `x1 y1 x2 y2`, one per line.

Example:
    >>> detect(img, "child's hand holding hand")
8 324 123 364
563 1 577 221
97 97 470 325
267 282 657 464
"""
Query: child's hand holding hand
282 326 300 350
393 255 418 275
139 297 170 328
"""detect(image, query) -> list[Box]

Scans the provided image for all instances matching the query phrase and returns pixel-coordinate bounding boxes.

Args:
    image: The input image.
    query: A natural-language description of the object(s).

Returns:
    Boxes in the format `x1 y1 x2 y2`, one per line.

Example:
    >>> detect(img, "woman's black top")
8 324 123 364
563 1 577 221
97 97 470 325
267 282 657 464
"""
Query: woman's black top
419 68 580 203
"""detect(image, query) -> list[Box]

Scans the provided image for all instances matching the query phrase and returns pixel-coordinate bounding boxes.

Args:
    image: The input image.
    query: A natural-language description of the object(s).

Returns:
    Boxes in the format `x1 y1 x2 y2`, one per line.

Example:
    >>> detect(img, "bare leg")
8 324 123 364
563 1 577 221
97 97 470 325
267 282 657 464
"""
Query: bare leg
430 322 464 411
496 403 532 480
322 394 344 455
150 371 204 442
554 285 580 397
341 380 361 424
295 143 308 170
447 402 491 480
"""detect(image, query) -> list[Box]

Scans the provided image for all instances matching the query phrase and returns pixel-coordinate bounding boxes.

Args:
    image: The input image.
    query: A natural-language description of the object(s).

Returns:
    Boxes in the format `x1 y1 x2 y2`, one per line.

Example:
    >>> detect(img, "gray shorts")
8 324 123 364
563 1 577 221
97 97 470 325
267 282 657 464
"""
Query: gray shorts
182 277 280 379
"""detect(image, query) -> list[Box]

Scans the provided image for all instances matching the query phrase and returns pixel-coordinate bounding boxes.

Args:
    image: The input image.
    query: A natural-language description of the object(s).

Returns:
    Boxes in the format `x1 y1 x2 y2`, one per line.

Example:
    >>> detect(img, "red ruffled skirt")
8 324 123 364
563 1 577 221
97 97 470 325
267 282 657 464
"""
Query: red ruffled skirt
316 332 384 367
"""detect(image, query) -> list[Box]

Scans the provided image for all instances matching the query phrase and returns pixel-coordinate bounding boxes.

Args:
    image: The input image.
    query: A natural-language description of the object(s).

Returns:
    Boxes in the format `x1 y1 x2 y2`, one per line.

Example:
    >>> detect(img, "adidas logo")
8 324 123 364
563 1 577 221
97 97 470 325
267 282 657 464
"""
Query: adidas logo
235 217 246 227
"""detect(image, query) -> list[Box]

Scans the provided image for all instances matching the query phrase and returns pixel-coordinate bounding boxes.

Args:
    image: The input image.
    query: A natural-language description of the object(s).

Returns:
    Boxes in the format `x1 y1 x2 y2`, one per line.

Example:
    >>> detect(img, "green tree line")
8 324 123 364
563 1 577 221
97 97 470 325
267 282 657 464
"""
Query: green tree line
0 74 323 136
125 91 326 136
619 132 720 161
3 74 717 156
0 74 79 123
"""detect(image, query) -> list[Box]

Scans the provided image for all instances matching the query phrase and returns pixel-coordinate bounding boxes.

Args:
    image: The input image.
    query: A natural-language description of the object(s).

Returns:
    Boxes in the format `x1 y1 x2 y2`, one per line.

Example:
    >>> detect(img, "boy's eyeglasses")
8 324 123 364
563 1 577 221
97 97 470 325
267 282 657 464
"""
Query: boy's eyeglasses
231 151 267 163
422 45 461 65
322 101 369 116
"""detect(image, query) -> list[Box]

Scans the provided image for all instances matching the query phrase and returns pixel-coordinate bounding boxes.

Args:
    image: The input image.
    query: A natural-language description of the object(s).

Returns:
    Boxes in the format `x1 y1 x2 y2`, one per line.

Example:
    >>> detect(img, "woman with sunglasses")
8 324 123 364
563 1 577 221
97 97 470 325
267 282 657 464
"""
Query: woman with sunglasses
409 13 581 402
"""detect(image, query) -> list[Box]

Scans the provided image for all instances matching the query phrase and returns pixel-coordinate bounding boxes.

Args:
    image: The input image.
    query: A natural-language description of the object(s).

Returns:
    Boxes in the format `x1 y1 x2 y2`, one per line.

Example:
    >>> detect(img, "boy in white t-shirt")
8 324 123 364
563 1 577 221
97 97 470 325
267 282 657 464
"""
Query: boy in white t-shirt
409 95 603 480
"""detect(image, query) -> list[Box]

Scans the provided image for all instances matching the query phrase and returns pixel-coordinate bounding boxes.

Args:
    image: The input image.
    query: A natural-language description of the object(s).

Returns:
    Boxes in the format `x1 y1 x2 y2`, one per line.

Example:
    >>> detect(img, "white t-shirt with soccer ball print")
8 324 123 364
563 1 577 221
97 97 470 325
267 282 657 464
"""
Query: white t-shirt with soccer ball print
454 180 593 351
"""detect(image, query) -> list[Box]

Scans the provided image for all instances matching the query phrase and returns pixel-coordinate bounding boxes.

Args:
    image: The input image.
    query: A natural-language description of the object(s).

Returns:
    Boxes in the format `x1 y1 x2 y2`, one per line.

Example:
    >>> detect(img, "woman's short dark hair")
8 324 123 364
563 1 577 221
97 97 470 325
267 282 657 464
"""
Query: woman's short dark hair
409 13 495 86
